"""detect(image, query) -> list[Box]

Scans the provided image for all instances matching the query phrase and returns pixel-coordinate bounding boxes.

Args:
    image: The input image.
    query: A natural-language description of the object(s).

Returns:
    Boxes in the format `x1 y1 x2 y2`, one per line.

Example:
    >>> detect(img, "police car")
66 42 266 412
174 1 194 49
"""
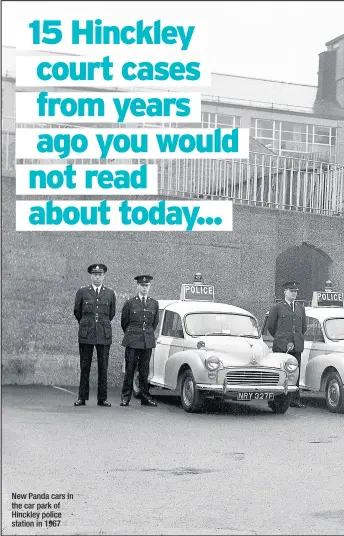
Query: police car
132 276 299 414
262 289 344 413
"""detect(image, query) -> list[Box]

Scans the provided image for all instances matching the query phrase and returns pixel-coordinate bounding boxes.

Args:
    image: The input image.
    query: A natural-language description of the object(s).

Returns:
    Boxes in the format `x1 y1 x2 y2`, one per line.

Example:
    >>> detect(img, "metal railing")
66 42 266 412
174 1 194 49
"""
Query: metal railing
201 93 315 115
2 130 15 172
3 127 344 216
155 153 344 215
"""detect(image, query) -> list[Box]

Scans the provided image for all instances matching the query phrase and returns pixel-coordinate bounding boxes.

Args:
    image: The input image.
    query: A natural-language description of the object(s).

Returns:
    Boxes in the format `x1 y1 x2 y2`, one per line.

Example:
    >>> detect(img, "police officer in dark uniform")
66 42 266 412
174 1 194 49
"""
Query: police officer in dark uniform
73 264 116 407
120 275 159 407
267 281 307 408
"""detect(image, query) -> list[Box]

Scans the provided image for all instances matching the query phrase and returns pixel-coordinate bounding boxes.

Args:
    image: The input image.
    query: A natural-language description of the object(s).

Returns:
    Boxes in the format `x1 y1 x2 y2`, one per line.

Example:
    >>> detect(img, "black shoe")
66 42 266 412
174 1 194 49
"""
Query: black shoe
97 400 111 407
120 399 129 406
290 401 306 408
74 399 85 406
141 399 157 407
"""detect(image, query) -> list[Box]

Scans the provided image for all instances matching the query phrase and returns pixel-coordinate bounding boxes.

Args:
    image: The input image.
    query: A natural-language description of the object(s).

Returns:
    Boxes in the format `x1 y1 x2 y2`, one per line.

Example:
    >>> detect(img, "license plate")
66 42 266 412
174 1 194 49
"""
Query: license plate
237 392 274 401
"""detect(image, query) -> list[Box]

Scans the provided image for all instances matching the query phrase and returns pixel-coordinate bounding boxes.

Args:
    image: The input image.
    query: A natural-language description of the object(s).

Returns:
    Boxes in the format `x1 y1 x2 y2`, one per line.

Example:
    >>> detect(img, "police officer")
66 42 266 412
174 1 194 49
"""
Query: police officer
73 264 116 407
267 281 307 408
120 275 159 407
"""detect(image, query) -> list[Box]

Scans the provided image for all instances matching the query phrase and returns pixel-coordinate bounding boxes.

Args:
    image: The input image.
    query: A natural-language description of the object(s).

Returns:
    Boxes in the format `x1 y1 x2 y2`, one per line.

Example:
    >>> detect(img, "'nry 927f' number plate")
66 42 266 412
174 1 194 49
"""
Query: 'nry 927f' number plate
237 392 274 401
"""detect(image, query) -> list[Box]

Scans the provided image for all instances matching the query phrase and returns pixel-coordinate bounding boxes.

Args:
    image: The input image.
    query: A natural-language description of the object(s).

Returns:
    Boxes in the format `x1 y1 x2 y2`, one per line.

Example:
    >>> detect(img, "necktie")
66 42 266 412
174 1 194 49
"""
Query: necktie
142 297 146 306
96 288 100 295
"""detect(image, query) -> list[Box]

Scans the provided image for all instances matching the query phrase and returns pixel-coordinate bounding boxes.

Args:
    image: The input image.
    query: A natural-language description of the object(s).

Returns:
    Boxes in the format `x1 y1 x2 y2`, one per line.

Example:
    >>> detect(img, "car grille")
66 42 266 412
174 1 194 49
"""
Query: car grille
226 370 280 385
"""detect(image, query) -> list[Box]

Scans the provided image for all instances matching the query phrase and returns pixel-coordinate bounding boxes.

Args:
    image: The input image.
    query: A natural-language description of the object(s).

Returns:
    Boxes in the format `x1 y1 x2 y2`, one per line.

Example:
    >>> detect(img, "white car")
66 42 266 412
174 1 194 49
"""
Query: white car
262 292 344 413
131 294 299 414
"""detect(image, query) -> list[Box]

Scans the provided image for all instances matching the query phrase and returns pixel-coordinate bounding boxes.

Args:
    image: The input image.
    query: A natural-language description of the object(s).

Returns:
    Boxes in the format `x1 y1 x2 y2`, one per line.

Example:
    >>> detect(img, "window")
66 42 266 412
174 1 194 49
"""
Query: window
129 112 241 130
262 315 274 341
324 318 344 341
161 311 184 338
250 118 337 160
250 118 278 152
185 313 259 338
280 121 307 153
202 112 241 129
155 310 164 337
304 317 325 343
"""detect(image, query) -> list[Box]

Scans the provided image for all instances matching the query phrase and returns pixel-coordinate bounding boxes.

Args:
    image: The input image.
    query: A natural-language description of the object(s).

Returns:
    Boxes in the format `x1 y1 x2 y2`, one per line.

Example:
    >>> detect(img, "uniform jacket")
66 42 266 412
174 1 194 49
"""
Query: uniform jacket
74 285 116 345
267 301 307 353
121 295 159 349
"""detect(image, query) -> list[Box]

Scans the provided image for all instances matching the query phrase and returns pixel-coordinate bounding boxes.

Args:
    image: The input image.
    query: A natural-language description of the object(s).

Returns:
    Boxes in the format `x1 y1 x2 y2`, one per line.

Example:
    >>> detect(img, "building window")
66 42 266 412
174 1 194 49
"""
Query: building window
250 118 336 160
135 112 241 130
202 112 241 128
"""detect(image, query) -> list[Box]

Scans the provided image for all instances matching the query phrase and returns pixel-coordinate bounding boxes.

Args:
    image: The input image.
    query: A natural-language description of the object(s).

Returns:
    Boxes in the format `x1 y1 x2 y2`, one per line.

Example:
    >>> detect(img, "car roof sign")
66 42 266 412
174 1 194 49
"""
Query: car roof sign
180 283 215 302
311 291 344 308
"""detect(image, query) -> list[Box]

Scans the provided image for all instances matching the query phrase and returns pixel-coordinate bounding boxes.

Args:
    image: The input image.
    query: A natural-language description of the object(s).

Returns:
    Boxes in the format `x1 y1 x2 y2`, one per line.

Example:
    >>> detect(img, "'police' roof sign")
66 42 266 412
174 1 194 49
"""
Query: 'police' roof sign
312 291 344 307
180 284 215 302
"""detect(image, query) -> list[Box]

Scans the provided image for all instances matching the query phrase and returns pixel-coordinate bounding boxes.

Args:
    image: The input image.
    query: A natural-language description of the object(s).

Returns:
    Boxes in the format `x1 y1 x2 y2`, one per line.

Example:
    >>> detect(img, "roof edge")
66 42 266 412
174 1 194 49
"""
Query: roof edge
326 34 344 46
211 71 317 89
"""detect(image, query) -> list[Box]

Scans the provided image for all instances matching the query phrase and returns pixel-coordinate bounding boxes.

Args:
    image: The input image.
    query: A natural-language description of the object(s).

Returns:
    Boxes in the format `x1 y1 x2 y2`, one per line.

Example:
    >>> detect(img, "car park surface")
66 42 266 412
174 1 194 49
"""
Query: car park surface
3 385 344 536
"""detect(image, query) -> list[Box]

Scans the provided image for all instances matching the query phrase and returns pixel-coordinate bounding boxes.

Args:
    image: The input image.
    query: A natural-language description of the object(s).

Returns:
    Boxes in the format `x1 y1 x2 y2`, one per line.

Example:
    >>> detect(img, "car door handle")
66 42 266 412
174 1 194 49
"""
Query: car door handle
156 340 161 344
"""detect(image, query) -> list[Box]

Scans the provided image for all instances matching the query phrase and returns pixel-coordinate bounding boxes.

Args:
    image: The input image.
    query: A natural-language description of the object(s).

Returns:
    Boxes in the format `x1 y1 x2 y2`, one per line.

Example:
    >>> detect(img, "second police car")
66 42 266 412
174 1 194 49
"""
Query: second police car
132 275 299 414
262 288 344 413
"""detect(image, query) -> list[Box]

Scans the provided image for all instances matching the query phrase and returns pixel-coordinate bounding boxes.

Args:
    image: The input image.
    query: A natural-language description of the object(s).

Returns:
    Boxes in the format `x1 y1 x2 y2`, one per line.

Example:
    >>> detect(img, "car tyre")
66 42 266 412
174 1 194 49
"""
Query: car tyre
325 371 344 413
180 370 204 413
268 393 292 414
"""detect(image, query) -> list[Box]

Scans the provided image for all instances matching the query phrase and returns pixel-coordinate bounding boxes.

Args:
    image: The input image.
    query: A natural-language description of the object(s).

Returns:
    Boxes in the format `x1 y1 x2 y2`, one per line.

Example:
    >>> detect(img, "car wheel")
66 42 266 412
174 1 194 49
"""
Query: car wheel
268 393 292 414
180 370 204 413
132 368 141 399
325 371 344 413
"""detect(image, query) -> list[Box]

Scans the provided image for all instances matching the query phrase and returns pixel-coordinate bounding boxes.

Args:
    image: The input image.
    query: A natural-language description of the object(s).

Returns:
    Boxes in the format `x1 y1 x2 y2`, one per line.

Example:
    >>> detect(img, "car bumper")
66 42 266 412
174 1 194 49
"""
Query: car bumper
196 384 298 395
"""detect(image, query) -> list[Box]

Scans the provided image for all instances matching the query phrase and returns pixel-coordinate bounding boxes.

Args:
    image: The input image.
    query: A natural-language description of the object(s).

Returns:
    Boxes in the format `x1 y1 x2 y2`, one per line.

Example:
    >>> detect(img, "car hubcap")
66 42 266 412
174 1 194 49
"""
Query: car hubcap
328 379 340 407
183 378 194 406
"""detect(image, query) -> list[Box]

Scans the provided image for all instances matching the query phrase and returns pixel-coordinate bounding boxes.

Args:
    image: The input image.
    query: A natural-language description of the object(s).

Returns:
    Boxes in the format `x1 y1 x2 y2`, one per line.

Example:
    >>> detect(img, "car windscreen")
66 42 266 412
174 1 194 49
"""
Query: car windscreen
184 313 260 338
324 317 344 341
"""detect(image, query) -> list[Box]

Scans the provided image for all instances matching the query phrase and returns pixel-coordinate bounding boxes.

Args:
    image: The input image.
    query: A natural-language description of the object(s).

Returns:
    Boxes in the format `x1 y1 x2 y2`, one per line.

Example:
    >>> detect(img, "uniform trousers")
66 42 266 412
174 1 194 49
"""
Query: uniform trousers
121 347 152 402
78 343 110 401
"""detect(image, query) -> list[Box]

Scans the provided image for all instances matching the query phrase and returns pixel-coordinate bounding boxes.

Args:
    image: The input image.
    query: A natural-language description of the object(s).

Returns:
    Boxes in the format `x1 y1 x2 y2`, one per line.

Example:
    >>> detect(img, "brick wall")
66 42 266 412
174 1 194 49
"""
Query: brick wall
2 174 344 386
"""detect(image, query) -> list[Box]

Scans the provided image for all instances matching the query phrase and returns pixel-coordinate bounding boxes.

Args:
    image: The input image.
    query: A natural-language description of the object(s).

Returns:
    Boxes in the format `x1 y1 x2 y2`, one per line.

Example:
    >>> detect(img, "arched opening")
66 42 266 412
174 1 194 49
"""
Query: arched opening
275 243 333 303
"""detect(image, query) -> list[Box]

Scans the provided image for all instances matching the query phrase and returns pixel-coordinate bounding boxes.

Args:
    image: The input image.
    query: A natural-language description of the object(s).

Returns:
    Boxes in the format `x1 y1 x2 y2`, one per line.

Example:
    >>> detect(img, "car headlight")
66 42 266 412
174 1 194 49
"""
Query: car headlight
284 356 298 373
205 356 221 371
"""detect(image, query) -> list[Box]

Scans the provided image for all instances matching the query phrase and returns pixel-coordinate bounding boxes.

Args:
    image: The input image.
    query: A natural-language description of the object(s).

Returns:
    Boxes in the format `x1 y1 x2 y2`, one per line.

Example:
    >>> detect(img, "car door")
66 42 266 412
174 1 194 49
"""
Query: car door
147 309 164 380
150 310 185 386
302 316 328 388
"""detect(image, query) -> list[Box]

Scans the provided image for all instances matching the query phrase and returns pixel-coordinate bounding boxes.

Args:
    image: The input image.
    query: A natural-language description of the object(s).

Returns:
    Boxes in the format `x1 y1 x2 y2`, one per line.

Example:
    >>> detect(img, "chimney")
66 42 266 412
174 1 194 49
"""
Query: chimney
315 50 337 102
325 35 344 108
314 34 344 118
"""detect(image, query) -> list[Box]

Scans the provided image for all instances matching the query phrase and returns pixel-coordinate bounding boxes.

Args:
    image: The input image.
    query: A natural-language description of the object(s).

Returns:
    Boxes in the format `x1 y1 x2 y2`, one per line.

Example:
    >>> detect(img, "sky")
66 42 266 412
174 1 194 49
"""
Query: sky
2 0 344 85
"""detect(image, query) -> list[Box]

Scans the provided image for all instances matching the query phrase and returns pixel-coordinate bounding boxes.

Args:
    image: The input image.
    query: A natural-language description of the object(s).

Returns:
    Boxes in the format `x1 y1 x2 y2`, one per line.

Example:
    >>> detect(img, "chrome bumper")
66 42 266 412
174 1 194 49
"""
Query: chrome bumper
196 384 298 394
